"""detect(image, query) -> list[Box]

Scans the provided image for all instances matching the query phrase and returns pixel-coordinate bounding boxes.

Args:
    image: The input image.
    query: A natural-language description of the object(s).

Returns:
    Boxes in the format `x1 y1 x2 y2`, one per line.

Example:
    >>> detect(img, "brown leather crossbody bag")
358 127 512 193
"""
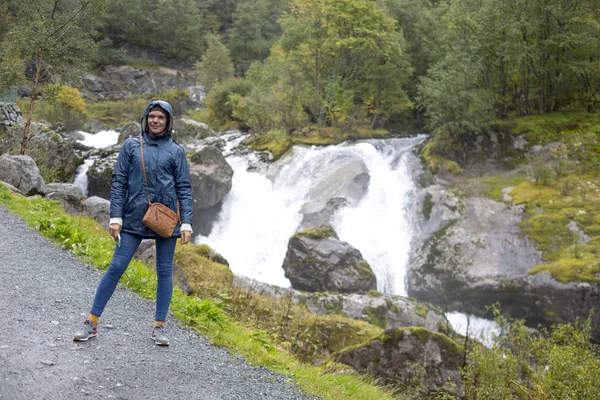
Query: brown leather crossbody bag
139 136 180 238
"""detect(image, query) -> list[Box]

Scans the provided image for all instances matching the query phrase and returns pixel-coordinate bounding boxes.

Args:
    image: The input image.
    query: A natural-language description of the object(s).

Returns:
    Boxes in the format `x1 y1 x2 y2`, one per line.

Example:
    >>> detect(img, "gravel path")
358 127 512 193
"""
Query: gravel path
0 206 313 400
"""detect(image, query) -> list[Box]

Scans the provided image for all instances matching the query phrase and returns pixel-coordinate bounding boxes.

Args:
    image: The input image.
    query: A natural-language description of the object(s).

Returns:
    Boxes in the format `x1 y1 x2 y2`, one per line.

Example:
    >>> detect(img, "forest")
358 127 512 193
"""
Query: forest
1 0 599 141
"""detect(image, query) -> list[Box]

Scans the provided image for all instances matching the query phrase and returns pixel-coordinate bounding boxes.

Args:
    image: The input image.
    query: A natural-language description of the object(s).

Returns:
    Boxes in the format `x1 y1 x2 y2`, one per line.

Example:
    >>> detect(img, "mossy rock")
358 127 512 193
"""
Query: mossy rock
174 243 233 294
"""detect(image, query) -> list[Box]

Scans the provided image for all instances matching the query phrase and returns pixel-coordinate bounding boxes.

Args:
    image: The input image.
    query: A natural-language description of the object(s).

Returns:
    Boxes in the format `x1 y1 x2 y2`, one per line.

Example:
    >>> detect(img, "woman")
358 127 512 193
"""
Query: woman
73 100 194 346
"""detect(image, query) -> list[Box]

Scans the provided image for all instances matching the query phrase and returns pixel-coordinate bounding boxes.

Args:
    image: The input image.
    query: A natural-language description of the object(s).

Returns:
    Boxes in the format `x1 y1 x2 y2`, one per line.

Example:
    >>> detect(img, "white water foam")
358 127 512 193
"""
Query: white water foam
77 130 119 149
446 311 501 348
200 136 426 293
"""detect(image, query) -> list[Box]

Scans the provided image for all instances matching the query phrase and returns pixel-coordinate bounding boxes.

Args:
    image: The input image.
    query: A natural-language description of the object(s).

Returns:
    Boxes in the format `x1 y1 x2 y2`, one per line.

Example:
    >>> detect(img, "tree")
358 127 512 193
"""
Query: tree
195 34 235 92
280 0 412 126
228 0 284 73
6 0 107 154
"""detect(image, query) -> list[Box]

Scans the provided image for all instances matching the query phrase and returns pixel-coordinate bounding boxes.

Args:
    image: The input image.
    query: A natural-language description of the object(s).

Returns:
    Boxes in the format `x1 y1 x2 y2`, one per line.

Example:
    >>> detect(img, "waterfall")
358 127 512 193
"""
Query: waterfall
73 159 95 197
73 130 119 195
200 136 426 295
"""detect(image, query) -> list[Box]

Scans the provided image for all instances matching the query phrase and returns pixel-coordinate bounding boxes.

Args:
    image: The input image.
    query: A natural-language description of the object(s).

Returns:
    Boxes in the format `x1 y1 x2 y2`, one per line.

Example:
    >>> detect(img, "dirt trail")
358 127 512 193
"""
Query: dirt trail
0 206 311 400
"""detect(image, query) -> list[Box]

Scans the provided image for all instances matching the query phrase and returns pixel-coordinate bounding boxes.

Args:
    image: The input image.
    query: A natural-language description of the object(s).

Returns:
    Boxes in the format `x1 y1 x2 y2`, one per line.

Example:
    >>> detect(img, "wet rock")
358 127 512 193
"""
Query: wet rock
282 227 377 294
87 153 118 199
82 196 110 229
188 145 233 209
117 122 141 145
0 154 45 196
337 327 463 397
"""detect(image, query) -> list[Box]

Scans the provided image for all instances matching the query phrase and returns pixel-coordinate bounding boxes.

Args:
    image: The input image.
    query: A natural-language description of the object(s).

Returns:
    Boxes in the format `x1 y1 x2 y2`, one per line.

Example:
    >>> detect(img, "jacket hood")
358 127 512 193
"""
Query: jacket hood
141 100 174 138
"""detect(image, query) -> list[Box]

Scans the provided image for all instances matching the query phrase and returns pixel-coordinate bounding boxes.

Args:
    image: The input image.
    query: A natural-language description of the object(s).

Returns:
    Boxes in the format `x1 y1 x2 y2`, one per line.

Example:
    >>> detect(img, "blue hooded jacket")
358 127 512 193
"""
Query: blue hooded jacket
110 100 193 238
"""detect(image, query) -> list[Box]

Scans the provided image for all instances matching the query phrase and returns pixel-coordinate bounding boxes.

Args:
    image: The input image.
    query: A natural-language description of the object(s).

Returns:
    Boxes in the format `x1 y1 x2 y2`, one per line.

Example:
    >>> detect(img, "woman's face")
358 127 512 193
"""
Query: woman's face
148 109 167 135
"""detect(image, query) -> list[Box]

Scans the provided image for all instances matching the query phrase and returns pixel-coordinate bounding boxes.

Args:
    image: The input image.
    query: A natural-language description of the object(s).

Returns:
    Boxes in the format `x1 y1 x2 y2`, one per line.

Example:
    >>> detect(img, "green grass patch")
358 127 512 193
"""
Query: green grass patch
497 111 600 146
247 126 393 160
480 176 528 202
0 185 394 400
506 176 600 283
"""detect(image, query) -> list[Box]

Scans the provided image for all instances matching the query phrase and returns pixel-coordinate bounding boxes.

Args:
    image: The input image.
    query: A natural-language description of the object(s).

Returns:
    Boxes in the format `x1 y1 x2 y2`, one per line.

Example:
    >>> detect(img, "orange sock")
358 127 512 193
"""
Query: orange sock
154 321 165 328
88 314 99 326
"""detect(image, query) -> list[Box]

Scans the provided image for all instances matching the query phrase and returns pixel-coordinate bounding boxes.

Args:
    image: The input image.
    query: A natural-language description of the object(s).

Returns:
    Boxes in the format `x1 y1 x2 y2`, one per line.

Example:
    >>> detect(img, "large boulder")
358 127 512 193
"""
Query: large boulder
337 327 463 397
298 198 348 231
2 121 84 183
282 227 377 294
41 183 84 214
172 119 215 147
307 152 370 205
79 66 196 101
41 183 84 199
87 153 119 199
117 121 141 144
0 154 45 196
82 196 110 229
188 145 233 209
405 189 597 335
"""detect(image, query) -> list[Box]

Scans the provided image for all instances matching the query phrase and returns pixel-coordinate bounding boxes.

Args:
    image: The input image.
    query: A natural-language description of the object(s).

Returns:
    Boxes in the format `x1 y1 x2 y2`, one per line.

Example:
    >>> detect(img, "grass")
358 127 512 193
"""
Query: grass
0 185 396 400
246 126 393 161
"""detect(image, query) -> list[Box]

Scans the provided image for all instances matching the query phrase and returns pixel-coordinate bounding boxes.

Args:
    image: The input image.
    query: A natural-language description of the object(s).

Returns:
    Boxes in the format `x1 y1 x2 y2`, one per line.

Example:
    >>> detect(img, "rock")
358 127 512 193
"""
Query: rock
173 119 216 147
406 194 594 332
102 66 157 95
0 102 22 128
41 183 84 199
44 185 84 214
200 136 226 151
1 120 84 183
188 146 233 209
282 227 377 294
82 196 110 229
87 153 119 199
0 181 21 194
117 122 141 144
188 85 206 105
298 198 348 231
0 154 45 196
304 292 450 332
307 153 370 205
337 327 463 397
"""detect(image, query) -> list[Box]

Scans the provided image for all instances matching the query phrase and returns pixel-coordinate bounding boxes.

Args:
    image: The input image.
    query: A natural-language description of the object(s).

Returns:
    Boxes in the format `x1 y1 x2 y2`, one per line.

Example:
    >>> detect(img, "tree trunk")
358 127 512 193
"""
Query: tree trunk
20 58 43 155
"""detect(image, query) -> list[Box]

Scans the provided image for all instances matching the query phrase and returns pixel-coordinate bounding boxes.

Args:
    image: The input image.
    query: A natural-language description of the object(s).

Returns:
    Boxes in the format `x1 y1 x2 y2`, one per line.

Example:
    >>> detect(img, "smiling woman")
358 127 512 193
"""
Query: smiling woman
73 100 194 346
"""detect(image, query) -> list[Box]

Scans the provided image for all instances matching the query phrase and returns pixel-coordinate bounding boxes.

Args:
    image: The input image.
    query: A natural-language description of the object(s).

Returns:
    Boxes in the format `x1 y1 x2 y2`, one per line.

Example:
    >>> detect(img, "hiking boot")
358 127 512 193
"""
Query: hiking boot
151 325 170 346
73 320 98 342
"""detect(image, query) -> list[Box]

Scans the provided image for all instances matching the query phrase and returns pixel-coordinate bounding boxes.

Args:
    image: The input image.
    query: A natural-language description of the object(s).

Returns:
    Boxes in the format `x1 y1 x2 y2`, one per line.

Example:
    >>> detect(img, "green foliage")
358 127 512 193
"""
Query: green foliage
206 78 253 127
98 0 205 63
422 192 434 220
228 0 284 73
294 226 336 239
196 34 235 92
463 305 600 399
280 0 412 128
37 84 89 131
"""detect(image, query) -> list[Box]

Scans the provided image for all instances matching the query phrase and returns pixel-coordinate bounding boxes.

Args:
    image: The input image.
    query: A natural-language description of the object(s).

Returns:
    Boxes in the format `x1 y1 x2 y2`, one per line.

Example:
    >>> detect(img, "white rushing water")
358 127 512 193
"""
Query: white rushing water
72 130 120 194
200 136 426 294
73 159 95 197
446 311 501 348
77 130 119 149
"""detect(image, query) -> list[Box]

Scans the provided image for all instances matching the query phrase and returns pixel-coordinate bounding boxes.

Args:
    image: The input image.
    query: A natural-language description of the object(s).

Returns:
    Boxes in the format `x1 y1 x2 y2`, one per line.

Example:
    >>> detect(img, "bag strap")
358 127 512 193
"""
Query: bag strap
139 136 181 219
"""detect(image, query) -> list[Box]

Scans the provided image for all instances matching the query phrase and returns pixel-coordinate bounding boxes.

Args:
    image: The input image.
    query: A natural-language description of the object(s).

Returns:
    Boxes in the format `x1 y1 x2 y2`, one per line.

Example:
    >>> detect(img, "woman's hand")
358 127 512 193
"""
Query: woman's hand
109 223 122 241
180 230 191 245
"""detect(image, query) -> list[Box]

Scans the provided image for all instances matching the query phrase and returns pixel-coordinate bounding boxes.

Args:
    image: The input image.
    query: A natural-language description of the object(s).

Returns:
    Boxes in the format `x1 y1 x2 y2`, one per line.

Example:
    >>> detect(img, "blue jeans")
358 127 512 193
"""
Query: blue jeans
90 232 177 322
